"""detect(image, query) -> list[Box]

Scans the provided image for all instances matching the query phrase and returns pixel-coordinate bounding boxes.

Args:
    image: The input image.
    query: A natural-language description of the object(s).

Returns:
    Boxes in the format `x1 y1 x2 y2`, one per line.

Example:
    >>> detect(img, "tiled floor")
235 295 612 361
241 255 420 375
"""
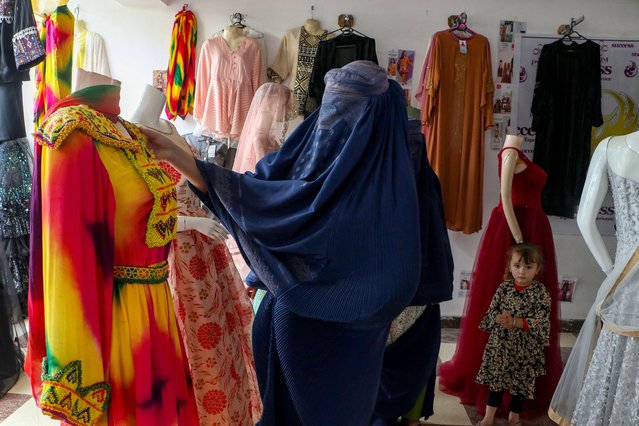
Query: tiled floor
0 328 573 425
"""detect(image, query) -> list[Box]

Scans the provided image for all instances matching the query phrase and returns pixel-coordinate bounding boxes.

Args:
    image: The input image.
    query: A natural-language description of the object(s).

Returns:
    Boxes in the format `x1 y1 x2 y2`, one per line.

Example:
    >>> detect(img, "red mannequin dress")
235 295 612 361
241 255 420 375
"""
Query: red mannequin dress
438 147 562 418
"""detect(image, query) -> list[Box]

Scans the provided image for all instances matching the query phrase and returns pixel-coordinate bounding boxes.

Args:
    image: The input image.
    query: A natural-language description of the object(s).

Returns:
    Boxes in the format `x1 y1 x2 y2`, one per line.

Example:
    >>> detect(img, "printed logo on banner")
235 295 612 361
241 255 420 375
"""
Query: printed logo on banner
611 43 635 48
520 66 527 82
625 61 638 77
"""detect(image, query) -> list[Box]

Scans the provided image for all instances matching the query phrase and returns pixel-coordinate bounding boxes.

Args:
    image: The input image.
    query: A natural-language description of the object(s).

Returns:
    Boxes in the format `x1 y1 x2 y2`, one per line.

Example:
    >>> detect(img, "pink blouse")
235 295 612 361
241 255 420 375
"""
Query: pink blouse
194 36 265 139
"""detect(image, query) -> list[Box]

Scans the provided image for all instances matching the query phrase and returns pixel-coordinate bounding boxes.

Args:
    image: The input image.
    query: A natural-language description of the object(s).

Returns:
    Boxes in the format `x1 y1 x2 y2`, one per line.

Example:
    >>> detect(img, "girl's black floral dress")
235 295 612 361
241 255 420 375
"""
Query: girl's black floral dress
476 280 551 398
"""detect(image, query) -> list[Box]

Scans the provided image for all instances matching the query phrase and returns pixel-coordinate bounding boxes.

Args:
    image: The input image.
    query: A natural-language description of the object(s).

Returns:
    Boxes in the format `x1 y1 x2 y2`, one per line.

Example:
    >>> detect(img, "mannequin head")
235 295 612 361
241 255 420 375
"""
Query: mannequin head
75 68 120 90
304 19 324 35
129 85 173 134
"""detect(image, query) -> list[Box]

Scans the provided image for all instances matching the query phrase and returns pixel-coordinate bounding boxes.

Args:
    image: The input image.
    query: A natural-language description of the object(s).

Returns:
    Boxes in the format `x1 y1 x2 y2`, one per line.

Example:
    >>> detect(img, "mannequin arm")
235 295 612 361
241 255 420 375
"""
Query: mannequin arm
576 141 614 273
500 149 523 243
177 216 229 241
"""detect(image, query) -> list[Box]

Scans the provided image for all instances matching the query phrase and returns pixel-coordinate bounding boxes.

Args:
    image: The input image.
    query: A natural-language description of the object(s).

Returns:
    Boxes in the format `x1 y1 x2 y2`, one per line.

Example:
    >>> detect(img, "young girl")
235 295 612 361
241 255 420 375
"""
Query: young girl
475 243 551 426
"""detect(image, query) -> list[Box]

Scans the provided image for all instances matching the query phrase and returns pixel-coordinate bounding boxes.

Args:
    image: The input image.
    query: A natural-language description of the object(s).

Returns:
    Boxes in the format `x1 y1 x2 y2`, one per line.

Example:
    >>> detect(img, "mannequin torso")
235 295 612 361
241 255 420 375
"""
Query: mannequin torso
577 131 639 273
222 26 247 51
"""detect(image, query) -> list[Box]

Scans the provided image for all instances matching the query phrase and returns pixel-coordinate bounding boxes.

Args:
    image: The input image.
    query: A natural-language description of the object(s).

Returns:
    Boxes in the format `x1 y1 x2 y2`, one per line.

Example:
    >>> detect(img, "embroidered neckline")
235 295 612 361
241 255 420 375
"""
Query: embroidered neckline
35 105 177 247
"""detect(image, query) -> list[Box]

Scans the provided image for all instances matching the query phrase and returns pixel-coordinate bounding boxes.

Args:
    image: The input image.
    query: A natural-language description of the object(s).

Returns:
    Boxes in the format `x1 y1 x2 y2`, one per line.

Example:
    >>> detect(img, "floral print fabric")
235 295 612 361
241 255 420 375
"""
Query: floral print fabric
167 165 262 425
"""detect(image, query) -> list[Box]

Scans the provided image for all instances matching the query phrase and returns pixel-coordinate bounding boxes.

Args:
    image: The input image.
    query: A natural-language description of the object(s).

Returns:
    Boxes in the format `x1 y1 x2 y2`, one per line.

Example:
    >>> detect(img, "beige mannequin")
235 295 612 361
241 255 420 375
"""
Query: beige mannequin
75 69 133 142
303 19 325 36
130 85 228 241
501 134 527 244
75 68 119 90
222 25 247 50
577 131 639 274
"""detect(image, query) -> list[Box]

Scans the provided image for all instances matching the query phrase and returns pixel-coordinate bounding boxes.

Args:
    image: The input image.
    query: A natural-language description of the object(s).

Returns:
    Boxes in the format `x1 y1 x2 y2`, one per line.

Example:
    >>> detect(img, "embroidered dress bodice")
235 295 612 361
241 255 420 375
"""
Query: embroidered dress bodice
608 169 639 263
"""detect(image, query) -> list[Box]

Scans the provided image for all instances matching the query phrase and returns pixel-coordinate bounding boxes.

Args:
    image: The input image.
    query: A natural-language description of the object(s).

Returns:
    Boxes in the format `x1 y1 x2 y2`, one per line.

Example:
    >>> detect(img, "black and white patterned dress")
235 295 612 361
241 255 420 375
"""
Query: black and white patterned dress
476 280 551 399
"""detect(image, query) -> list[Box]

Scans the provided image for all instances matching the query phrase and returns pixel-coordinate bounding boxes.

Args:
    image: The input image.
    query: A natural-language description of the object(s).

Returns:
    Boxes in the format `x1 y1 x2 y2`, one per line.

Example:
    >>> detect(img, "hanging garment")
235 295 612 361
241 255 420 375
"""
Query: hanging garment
531 39 603 218
550 139 639 425
163 161 262 425
0 227 25 400
27 85 198 426
438 147 562 419
0 0 45 140
422 30 494 234
193 36 264 139
0 0 43 321
0 137 31 312
33 3 73 128
232 82 297 174
165 6 196 120
73 25 111 79
189 61 451 425
415 34 436 137
0 0 44 83
268 26 329 116
307 33 378 108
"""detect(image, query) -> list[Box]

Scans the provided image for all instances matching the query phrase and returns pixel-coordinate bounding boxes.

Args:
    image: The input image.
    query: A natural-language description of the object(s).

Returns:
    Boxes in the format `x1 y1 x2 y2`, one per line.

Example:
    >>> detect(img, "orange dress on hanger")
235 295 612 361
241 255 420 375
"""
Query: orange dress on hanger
423 30 494 234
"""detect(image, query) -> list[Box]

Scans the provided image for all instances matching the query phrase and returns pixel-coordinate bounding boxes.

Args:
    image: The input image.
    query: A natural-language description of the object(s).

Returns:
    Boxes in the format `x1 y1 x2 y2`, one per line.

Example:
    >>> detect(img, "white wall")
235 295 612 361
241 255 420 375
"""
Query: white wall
26 0 639 319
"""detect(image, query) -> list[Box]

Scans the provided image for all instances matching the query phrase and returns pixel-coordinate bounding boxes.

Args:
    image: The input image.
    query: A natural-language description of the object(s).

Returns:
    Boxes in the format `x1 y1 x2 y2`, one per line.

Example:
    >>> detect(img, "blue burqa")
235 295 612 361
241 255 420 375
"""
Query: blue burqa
191 60 451 425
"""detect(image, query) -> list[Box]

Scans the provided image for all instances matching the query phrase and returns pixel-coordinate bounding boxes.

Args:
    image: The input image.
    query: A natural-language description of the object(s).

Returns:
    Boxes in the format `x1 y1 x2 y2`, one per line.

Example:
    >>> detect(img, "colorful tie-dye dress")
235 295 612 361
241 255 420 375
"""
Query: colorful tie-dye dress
26 85 198 426
33 4 74 128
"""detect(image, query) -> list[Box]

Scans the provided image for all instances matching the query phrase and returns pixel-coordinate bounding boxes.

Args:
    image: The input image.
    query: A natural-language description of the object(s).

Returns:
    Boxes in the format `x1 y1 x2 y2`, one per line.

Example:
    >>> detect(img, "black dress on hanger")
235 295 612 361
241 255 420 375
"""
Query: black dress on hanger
307 33 378 112
531 39 603 218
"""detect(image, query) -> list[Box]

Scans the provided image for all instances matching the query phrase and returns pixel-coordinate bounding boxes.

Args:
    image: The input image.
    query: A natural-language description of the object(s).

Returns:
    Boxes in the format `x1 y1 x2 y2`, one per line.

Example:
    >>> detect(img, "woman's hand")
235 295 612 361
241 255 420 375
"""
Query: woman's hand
139 125 208 192
139 125 185 163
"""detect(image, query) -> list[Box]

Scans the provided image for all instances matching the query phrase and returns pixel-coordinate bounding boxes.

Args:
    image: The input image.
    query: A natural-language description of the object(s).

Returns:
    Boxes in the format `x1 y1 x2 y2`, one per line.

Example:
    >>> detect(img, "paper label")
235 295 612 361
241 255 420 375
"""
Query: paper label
459 39 467 54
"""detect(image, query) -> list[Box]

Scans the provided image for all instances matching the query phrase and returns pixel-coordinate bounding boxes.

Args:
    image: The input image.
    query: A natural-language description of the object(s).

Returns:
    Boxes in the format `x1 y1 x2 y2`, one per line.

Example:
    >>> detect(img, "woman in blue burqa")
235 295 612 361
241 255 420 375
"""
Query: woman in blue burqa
144 60 452 425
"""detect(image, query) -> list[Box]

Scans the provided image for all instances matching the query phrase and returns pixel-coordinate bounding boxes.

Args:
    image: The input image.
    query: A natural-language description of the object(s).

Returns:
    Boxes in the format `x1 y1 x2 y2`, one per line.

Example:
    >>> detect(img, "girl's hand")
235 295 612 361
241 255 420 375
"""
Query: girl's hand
500 312 515 329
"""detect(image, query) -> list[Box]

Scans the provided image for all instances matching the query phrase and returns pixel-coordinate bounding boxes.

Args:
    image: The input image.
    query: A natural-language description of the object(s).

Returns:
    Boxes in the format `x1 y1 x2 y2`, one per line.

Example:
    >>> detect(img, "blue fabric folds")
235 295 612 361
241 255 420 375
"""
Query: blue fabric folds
193 60 421 324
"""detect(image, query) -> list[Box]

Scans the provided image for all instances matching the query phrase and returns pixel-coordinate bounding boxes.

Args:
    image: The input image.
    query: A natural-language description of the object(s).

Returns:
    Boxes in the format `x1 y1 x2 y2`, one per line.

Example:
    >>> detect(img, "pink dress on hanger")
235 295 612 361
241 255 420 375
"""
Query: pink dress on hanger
163 162 262 425
194 36 265 139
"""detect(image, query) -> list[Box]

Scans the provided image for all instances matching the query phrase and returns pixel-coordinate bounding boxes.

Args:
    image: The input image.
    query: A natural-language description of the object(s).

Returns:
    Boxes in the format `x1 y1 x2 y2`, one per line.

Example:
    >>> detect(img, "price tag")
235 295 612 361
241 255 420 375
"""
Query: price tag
459 39 468 54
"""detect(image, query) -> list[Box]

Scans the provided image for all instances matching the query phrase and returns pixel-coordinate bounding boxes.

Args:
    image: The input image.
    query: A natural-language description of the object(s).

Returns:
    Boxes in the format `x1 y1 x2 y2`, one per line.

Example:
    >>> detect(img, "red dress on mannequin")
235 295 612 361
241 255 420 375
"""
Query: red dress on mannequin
438 147 562 418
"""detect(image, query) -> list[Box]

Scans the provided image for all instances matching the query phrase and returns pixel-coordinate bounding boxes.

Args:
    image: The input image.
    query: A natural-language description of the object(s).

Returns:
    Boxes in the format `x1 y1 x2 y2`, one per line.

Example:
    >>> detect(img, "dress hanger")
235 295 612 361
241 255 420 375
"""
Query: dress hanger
325 14 368 38
448 12 475 35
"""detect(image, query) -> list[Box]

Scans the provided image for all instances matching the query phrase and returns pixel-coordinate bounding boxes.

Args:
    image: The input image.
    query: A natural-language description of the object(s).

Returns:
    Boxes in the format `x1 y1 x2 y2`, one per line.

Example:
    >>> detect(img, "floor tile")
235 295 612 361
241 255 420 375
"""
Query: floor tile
0 397 57 425
0 394 29 423
7 374 30 396
423 378 472 425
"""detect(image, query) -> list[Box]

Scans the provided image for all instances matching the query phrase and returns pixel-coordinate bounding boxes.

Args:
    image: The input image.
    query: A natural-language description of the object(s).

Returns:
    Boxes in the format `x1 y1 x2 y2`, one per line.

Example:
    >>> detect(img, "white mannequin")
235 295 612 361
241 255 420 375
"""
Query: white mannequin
577 131 639 274
222 25 247 50
303 19 325 36
501 134 527 244
130 85 228 241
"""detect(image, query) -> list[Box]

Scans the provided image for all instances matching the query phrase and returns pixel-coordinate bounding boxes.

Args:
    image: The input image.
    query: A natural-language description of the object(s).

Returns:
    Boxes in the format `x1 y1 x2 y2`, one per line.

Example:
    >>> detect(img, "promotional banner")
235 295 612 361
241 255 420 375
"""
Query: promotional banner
513 35 639 235
492 21 527 150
